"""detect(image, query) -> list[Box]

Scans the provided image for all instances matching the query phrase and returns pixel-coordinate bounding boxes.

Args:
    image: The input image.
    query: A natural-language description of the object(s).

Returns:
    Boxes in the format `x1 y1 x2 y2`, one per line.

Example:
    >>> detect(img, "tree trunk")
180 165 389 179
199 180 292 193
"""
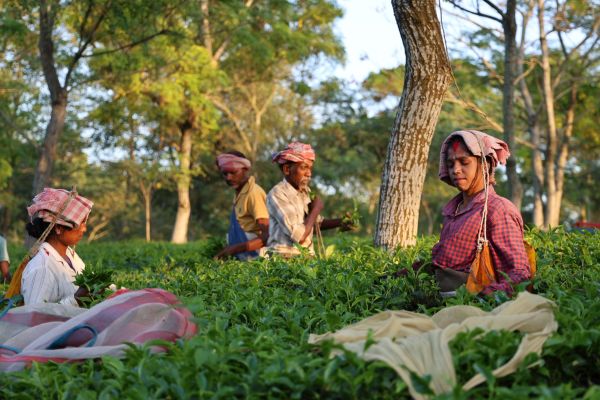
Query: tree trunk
518 56 544 227
501 0 522 208
553 83 578 226
33 94 67 194
145 194 152 242
200 0 214 64
538 0 559 229
140 182 152 242
375 0 452 250
86 218 110 242
517 1 544 227
531 123 545 226
171 125 193 243
34 0 67 195
421 201 434 236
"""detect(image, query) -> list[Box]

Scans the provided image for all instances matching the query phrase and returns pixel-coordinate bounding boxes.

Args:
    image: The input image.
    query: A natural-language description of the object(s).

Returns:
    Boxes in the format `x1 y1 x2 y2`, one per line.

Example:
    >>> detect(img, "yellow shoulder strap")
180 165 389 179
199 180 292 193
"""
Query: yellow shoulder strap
524 240 537 278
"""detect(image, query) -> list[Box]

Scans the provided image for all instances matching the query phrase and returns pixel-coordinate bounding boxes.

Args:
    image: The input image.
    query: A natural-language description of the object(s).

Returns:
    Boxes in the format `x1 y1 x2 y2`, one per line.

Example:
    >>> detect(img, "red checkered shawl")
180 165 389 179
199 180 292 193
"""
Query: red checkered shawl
432 186 530 294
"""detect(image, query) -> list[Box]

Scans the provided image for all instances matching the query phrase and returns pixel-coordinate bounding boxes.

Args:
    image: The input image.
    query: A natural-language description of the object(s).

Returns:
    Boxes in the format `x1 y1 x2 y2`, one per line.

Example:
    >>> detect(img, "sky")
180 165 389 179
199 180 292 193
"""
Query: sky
334 0 406 83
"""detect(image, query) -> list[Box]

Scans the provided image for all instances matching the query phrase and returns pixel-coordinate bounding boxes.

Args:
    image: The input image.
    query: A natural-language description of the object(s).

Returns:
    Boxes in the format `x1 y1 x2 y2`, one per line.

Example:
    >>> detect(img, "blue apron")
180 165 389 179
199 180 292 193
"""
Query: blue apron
228 207 259 260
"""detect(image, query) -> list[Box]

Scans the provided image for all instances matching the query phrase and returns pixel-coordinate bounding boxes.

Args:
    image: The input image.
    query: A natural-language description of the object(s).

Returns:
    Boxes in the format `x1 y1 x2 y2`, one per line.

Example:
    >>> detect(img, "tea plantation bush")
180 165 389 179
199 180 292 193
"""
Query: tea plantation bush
1 229 599 399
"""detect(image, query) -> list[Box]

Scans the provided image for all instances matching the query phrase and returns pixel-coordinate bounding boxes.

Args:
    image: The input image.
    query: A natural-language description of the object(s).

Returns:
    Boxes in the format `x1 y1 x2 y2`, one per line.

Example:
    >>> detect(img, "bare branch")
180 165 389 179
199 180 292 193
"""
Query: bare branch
257 85 277 117
557 30 569 58
453 35 503 83
514 58 537 85
76 1 94 45
65 0 112 88
446 0 503 24
580 29 600 62
482 0 505 19
212 37 230 63
211 0 256 64
582 51 600 70
445 90 503 132
441 7 503 35
207 94 253 154
551 17 600 90
557 14 600 66
82 29 171 58
515 136 536 150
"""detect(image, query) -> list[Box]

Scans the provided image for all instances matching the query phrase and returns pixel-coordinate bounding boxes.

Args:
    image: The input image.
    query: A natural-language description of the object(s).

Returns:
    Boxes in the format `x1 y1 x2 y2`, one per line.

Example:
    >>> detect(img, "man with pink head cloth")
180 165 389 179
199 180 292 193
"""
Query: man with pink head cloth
215 151 269 260
267 142 350 257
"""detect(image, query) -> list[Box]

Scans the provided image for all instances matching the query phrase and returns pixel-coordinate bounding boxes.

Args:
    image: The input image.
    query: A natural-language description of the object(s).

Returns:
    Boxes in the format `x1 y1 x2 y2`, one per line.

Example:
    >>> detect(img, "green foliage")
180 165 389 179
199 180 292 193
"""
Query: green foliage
73 266 113 293
449 328 524 386
2 230 599 398
362 66 405 100
0 160 12 190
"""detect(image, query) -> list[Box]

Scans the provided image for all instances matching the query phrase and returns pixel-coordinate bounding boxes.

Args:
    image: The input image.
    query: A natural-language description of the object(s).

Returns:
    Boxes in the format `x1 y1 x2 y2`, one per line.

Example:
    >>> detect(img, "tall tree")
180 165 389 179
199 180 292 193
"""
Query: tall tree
517 0 600 228
517 0 545 226
24 0 176 195
375 0 452 250
87 96 170 241
91 38 222 243
537 0 599 227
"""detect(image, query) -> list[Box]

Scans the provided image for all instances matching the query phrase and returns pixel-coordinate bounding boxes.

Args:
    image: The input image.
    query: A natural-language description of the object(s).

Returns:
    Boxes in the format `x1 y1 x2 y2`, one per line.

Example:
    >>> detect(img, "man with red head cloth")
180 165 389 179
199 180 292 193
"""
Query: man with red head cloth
267 142 350 257
215 151 269 260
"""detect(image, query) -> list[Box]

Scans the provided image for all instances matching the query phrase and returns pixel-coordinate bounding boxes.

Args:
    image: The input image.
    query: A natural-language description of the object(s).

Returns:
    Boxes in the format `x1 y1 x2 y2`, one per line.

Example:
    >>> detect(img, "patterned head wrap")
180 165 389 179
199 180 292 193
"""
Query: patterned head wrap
27 188 93 229
439 130 510 186
216 153 251 171
271 142 316 164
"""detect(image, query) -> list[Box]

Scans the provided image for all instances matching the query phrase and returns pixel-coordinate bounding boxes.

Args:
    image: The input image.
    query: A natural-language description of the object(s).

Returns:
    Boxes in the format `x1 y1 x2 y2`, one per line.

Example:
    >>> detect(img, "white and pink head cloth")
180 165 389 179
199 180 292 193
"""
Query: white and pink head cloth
27 188 93 229
438 130 510 186
271 142 316 164
216 153 251 171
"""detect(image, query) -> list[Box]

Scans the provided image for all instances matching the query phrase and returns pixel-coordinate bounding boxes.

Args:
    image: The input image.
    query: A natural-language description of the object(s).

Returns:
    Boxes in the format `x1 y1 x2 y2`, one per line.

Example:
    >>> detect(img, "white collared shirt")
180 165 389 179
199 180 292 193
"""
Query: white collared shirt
21 242 85 306
266 179 321 256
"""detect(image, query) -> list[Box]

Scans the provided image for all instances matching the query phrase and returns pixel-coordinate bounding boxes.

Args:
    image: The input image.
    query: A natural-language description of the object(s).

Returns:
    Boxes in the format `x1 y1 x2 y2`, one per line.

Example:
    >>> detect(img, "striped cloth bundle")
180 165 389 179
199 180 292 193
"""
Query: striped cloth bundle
0 289 196 371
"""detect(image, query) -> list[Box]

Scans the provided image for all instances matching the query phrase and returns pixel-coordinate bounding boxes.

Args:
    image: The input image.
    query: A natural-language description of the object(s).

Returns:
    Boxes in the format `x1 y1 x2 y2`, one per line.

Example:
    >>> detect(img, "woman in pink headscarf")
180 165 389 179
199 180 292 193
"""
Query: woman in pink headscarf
18 188 94 306
431 130 530 295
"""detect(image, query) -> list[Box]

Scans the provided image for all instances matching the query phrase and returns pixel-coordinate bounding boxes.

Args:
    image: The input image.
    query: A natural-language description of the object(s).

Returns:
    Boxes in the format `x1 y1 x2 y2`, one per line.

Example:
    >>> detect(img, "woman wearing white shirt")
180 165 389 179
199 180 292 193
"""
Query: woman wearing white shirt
20 188 93 306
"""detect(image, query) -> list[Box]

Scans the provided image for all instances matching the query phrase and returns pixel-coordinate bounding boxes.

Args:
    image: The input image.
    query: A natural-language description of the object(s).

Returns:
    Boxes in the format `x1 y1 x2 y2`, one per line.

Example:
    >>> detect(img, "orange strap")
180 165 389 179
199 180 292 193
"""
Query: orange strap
4 257 30 299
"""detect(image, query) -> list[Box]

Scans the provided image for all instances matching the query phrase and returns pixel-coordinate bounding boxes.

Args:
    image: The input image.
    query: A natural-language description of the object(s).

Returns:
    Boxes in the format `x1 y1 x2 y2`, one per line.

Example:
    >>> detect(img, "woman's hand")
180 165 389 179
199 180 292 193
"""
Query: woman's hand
340 212 356 231
74 286 91 306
